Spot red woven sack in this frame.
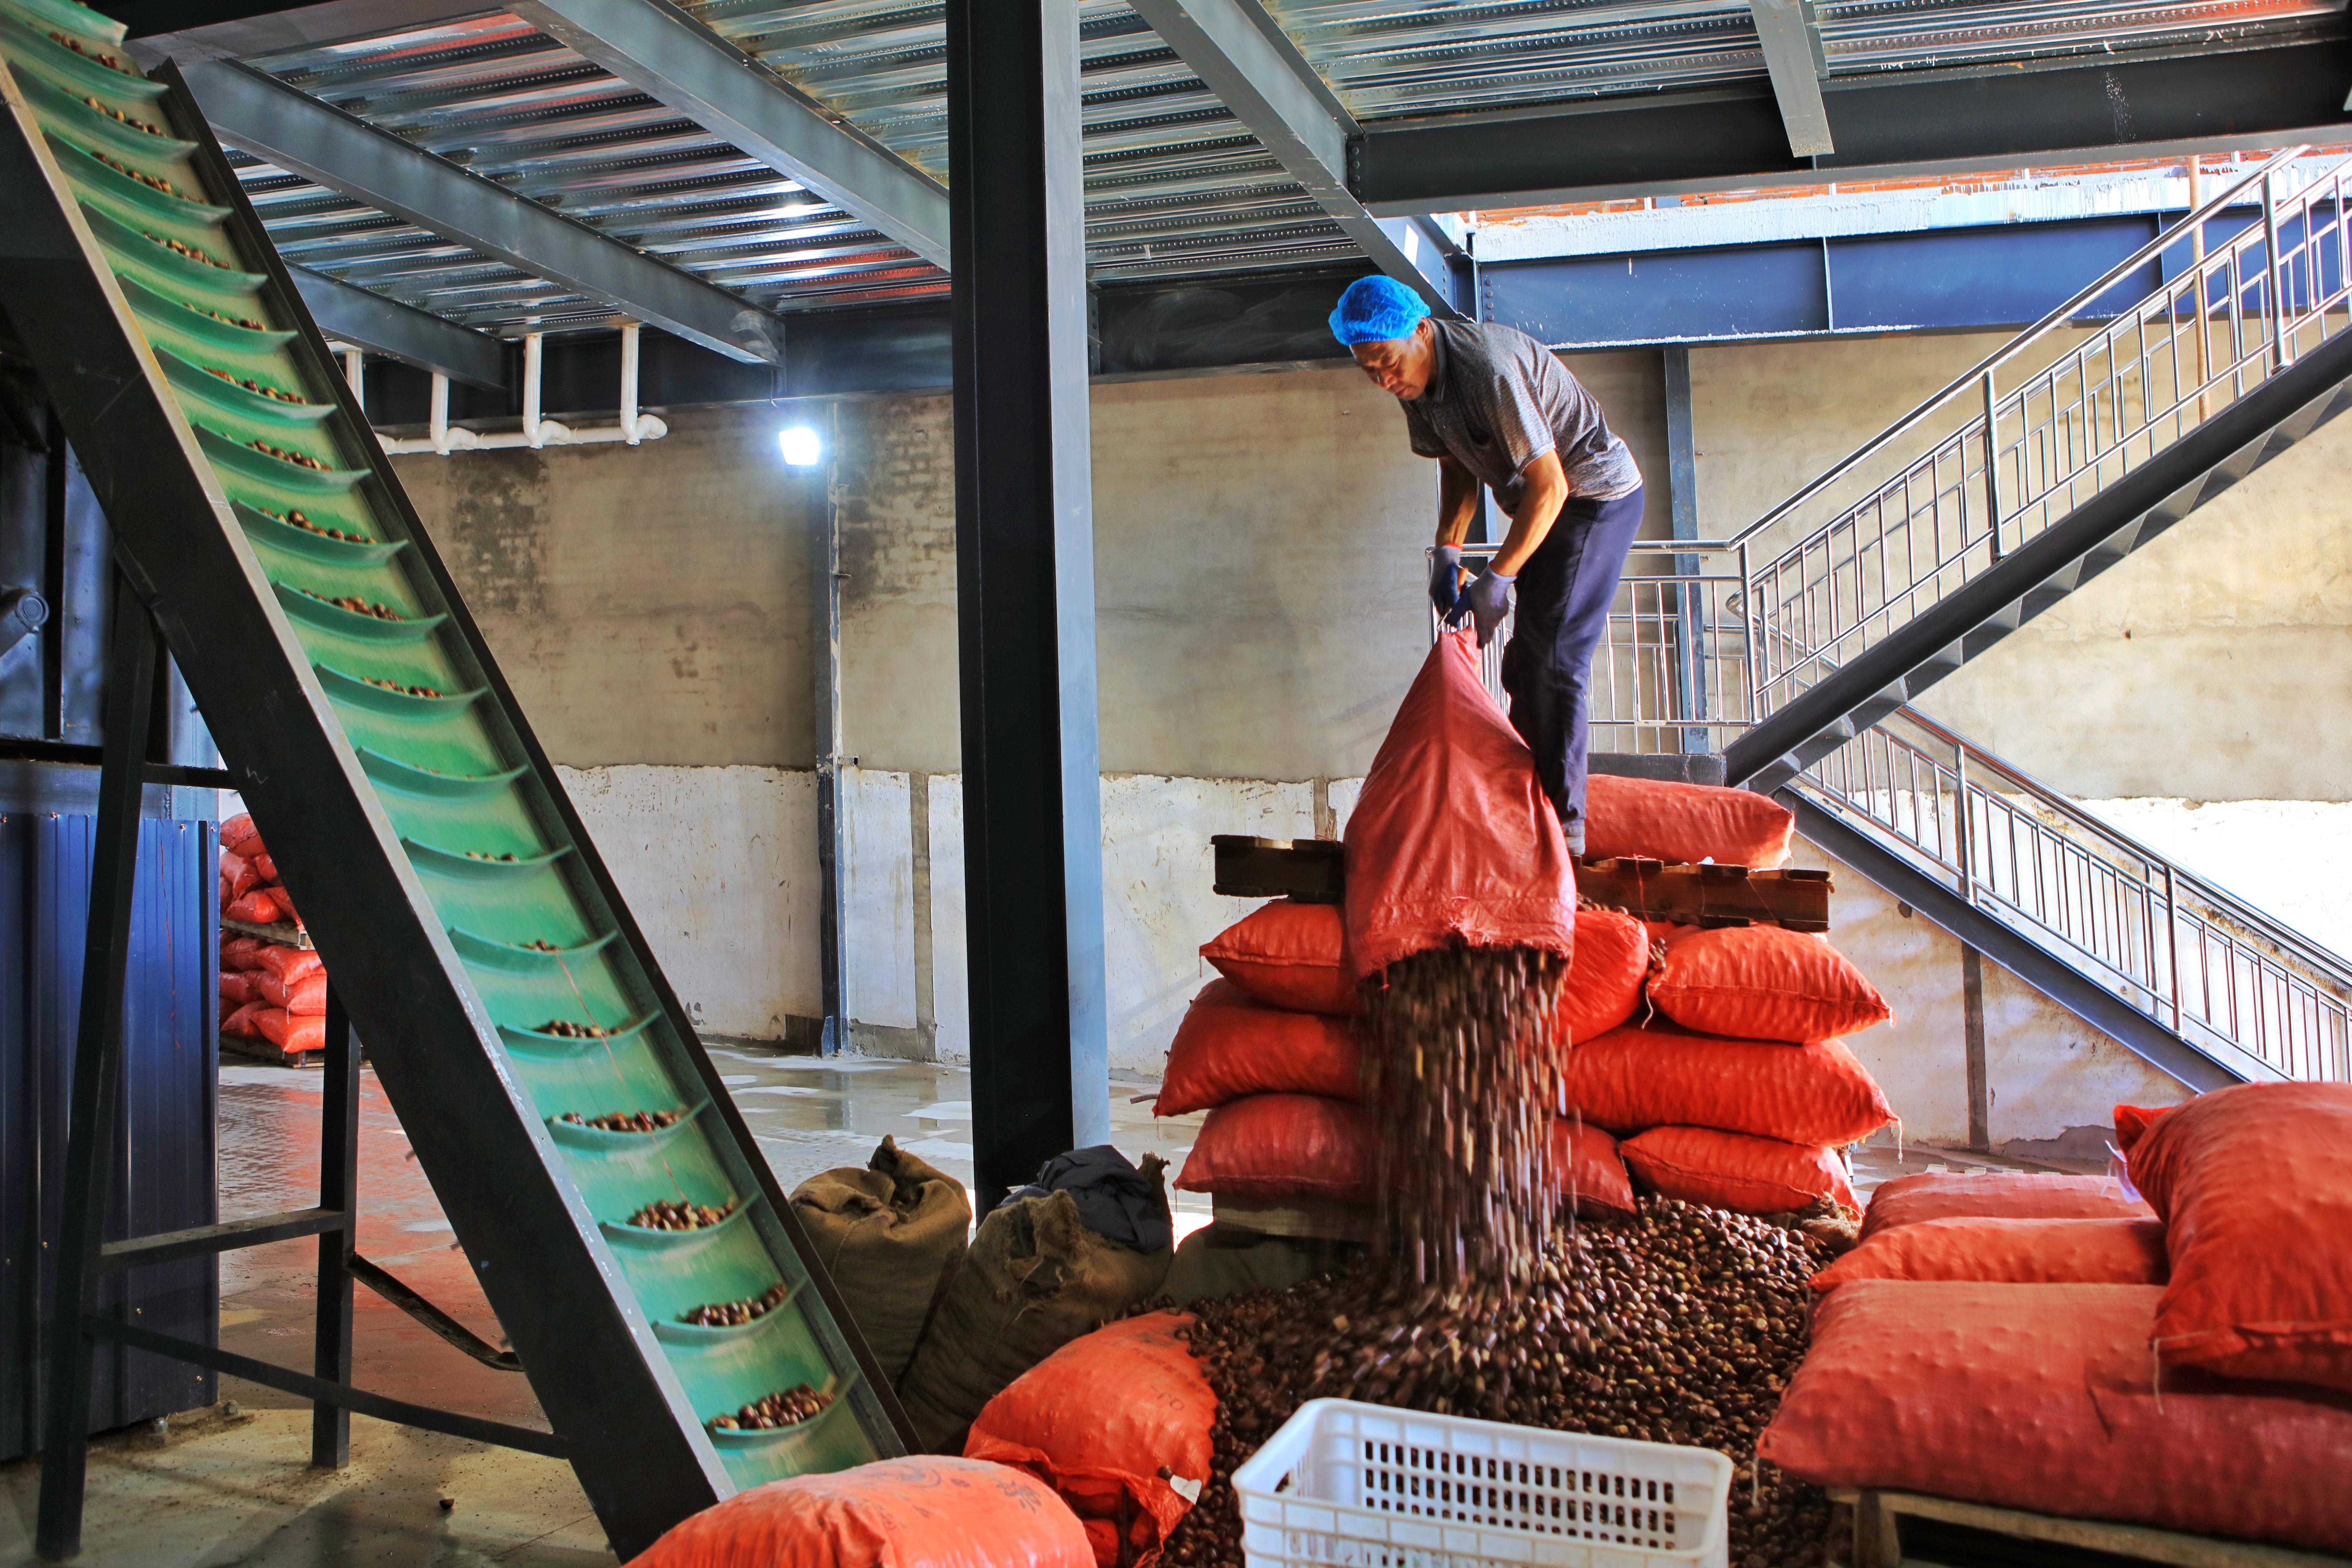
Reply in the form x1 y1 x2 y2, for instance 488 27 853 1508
1200 901 1358 1016
254 968 330 1014
1561 1023 1893 1147
219 812 262 857
1648 926 1890 1043
251 946 324 985
218 849 257 907
1154 980 1361 1115
1556 909 1650 1044
628 1455 1092 1568
1584 776 1792 868
2113 1103 2173 1152
219 971 256 1007
965 1311 1215 1566
1554 1119 1636 1220
222 890 285 925
1858 1171 2150 1242
220 936 267 971
2128 1081 2352 1391
1621 1127 1857 1217
253 852 279 884
222 1001 267 1039
1761 1281 2352 1554
1344 631 1573 982
1175 1094 1372 1205
1810 1216 2168 1293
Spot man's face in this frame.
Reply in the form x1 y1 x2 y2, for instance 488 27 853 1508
1352 321 1433 400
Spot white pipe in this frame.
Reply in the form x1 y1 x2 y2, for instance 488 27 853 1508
342 349 364 403
375 324 668 455
620 322 642 445
524 332 544 449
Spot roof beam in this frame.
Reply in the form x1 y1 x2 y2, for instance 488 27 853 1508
288 265 509 388
179 57 786 363
1747 0 1833 157
1355 37 2352 214
1124 0 1461 314
505 0 951 269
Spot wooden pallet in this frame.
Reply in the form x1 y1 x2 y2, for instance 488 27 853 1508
1577 857 1831 933
1211 835 1344 902
1834 1489 2349 1568
220 915 311 950
218 1031 317 1069
1210 1195 1375 1244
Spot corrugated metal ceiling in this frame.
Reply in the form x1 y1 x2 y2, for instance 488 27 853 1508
218 0 2340 343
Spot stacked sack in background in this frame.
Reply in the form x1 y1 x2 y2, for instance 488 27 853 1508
1166 897 1656 1224
1167 771 1901 1226
216 811 329 1061
1571 774 1896 1219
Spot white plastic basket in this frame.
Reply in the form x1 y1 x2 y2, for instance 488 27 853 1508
1231 1398 1733 1568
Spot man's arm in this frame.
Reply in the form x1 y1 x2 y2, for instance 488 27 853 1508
1434 454 1480 547
1488 448 1570 577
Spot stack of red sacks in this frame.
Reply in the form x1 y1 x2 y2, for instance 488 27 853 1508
1570 775 1896 1217
1164 898 1656 1222
217 812 328 1059
217 811 300 930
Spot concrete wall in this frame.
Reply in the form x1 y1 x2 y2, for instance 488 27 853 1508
395 325 2344 1134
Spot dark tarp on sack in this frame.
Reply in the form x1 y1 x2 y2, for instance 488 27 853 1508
998 1145 1174 1254
898 1159 1173 1454
1343 629 1575 983
790 1136 971 1384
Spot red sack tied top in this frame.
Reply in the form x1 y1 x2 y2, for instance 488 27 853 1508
1343 630 1575 981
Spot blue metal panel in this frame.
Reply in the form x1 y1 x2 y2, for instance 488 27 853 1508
1827 218 2161 331
0 809 216 1459
1480 242 1828 345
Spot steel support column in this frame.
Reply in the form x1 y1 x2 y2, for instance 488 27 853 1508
812 407 849 1059
1662 345 1709 755
35 587 158 1561
947 0 1109 1208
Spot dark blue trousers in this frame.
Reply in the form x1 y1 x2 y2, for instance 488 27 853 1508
1499 486 1646 842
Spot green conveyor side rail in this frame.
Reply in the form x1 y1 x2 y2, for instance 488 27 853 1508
0 1 907 1549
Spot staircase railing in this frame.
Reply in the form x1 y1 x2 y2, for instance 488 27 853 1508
1425 149 2352 1085
1732 146 2352 719
1801 708 2351 1085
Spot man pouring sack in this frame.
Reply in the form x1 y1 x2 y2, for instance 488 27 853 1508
1333 275 1645 857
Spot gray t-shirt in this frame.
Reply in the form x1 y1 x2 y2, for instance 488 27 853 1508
1399 320 1641 505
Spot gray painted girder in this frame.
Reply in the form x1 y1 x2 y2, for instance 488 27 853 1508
1745 0 1833 157
288 264 507 387
506 0 950 269
180 56 786 364
1123 0 1460 313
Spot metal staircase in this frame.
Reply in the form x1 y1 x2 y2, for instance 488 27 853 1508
1456 147 2352 1093
1716 148 2352 790
0 0 905 1554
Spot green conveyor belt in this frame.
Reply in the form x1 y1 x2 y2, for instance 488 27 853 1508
0 0 898 1503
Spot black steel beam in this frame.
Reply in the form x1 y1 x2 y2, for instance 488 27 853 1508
98 1207 347 1273
349 1253 522 1371
88 1320 568 1457
947 0 1110 1209
1355 36 2352 214
289 266 507 390
1782 790 2245 1091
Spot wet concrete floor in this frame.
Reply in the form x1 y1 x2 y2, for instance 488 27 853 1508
2 1044 2071 1566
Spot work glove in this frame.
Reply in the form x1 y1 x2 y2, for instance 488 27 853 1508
1428 545 1464 617
1449 565 1514 648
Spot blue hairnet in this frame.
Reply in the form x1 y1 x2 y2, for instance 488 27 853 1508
1329 274 1431 346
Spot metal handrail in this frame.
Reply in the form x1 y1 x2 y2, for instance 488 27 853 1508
1725 146 2302 550
1797 708 2352 1084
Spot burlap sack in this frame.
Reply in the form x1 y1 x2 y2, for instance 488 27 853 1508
790 1136 970 1383
895 1157 1172 1453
